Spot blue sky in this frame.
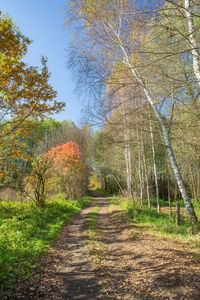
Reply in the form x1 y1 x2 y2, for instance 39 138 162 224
0 0 83 125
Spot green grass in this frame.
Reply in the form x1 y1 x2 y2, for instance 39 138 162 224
0 194 91 297
147 197 185 208
110 197 200 251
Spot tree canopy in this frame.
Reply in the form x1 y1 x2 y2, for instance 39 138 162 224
0 13 65 171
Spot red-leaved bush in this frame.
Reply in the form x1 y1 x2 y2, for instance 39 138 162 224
25 142 88 205
44 142 87 199
44 142 82 172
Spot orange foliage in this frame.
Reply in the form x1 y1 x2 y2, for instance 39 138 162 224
44 142 82 172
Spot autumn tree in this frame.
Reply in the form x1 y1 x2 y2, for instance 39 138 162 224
46 142 88 199
0 13 65 174
25 141 86 205
25 155 54 208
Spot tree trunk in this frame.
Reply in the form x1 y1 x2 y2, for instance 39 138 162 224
167 165 172 214
137 131 144 205
142 138 150 208
124 131 132 197
122 103 132 198
149 110 160 213
184 0 200 86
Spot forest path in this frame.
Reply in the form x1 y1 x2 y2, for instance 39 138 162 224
10 198 107 300
9 197 200 299
96 199 200 299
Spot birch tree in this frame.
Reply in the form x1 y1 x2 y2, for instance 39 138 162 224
65 0 198 225
149 110 160 213
122 103 132 198
165 0 200 85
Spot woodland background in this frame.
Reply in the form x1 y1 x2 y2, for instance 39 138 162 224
0 0 200 295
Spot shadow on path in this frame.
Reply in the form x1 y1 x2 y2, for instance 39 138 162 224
8 198 110 300
95 198 200 300
6 197 200 300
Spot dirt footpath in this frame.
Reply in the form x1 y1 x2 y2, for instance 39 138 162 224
9 199 106 300
8 197 200 299
96 199 200 300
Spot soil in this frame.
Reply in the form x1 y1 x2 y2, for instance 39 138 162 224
6 197 200 300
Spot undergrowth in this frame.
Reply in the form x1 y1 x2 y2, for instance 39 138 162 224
0 194 91 297
148 197 185 208
110 197 200 252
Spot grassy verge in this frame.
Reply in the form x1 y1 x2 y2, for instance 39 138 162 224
0 194 91 297
110 197 200 252
147 197 185 208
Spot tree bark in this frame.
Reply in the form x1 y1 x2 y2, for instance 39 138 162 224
141 136 150 208
184 0 200 86
149 110 160 213
137 131 144 205
122 103 132 198
167 165 172 214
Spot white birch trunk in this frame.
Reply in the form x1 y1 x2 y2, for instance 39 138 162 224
138 139 142 204
167 165 172 214
184 0 200 86
126 130 132 197
149 111 160 213
142 137 150 208
141 155 144 206
122 104 132 197
124 137 132 197
137 131 144 205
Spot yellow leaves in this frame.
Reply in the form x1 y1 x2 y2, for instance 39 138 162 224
152 98 159 105
3 94 8 100
10 56 17 63
107 52 111 56
14 129 22 135
0 14 66 176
